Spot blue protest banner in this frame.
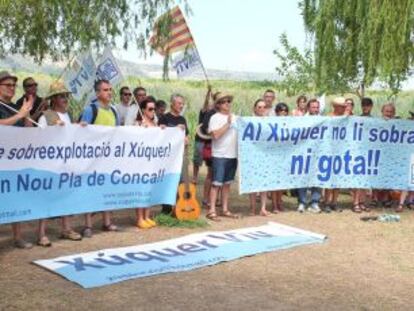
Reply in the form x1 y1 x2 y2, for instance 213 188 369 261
238 116 414 193
34 222 326 288
0 125 184 224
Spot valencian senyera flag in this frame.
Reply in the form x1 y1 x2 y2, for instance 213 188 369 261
149 6 194 56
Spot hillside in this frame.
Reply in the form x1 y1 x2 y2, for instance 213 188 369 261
0 55 277 81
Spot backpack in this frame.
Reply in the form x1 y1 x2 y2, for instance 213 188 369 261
78 103 118 124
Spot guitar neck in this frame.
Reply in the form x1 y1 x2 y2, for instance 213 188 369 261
183 146 190 193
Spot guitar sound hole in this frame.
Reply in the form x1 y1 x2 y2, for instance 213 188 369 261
184 192 191 200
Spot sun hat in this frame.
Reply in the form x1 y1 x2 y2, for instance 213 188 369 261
46 80 71 99
214 92 234 105
0 71 18 83
332 97 346 107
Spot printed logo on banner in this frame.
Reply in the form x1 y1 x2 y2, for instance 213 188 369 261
172 48 202 78
96 58 120 81
63 52 96 100
95 47 123 87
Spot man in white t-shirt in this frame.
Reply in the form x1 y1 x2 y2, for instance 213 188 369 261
206 92 238 221
115 86 132 125
125 86 146 125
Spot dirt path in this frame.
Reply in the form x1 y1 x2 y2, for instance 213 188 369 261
1 189 414 310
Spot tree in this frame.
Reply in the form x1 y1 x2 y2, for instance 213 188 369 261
0 0 187 62
274 33 315 96
300 0 414 94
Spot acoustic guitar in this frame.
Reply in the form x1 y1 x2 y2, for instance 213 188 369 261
175 147 201 220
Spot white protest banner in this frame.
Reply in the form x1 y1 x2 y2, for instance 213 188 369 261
172 47 203 78
63 51 96 100
0 125 184 224
96 47 124 86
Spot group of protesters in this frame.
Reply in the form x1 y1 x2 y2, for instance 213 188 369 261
0 70 413 249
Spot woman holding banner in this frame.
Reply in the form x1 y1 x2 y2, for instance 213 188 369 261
0 71 34 249
249 99 271 216
134 97 158 229
271 102 290 213
36 81 83 246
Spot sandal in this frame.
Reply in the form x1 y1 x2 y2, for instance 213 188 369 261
359 202 370 212
369 200 378 208
352 204 362 213
259 210 271 217
206 212 221 222
221 211 240 219
102 223 118 232
395 204 404 213
37 236 52 247
61 230 82 241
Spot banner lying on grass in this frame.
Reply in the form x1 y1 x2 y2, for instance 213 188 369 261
34 222 326 288
0 125 184 224
238 116 414 193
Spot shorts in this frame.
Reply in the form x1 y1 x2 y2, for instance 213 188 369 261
193 141 204 166
212 157 237 186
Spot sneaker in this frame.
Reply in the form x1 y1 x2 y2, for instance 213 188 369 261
81 227 93 238
297 203 306 213
324 205 332 213
14 239 33 249
331 204 343 212
308 203 321 213
137 220 152 229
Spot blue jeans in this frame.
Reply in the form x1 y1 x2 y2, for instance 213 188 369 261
212 157 237 186
298 188 321 205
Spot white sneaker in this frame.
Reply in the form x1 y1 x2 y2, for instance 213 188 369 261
308 203 321 213
297 203 305 213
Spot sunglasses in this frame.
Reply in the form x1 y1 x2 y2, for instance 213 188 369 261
57 94 69 99
0 83 16 88
24 83 38 88
122 93 132 96
219 99 232 104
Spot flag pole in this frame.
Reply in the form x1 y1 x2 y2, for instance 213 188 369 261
0 101 42 127
190 44 209 86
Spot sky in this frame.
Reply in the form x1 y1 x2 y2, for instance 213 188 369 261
117 0 307 73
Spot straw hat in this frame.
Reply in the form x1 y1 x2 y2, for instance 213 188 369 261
46 81 71 99
214 92 234 105
332 97 346 107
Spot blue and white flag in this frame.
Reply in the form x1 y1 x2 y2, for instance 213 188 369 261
172 47 203 78
96 47 124 86
63 51 96 100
